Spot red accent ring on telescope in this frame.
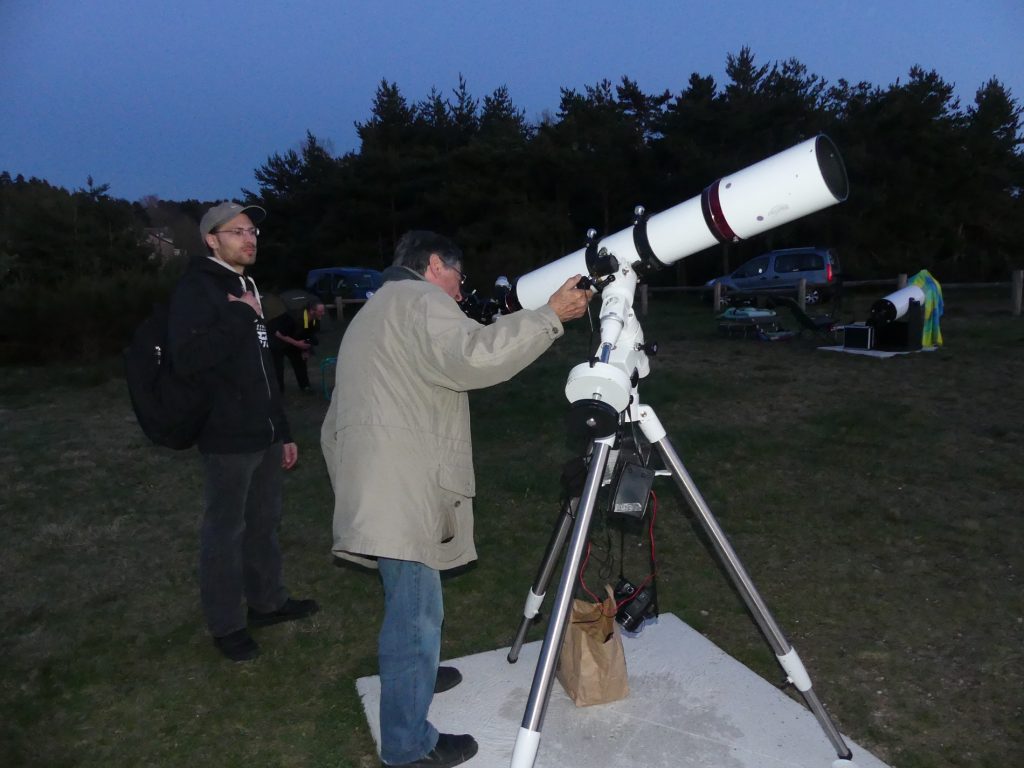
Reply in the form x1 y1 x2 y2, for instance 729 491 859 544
700 180 738 243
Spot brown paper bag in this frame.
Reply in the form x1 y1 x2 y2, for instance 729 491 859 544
555 586 629 706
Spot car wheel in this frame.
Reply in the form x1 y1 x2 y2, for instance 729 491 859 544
805 290 821 305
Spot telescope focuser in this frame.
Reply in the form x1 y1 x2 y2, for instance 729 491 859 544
584 228 620 283
576 273 616 293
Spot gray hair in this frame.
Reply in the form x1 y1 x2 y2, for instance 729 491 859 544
393 230 463 275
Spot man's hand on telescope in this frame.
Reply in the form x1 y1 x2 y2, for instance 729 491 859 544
547 275 593 322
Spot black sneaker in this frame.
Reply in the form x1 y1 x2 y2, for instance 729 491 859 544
248 597 320 628
386 733 478 767
213 628 260 662
433 666 462 694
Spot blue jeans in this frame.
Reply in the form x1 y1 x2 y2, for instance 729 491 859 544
199 445 289 637
377 558 443 765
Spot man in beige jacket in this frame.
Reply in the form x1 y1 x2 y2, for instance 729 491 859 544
322 231 590 767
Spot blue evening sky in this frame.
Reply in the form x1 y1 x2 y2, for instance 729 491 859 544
1 0 1020 202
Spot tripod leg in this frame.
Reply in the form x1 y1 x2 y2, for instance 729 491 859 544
508 496 578 663
636 405 856 764
511 438 613 768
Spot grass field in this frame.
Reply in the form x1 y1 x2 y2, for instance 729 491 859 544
1 289 1021 768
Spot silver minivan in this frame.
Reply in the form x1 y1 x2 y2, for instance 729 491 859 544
706 247 841 305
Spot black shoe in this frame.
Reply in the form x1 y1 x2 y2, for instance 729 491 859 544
213 628 260 662
434 666 462 694
386 733 478 767
248 597 320 628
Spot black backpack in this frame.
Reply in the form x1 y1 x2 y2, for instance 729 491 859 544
124 298 212 450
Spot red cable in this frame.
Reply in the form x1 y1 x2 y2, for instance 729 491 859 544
613 490 658 612
576 491 660 616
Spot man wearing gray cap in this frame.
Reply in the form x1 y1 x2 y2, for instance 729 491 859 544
168 201 318 661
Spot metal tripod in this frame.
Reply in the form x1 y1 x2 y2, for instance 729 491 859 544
508 401 856 768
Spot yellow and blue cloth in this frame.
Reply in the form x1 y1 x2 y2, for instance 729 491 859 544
908 269 944 347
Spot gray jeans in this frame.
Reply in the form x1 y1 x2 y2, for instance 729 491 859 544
199 444 289 637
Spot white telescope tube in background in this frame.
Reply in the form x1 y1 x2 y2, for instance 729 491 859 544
868 284 926 325
510 134 849 311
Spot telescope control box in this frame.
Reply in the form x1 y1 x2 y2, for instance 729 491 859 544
841 323 874 350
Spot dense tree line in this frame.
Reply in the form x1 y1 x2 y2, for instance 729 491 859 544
0 174 221 361
1 49 1021 361
246 50 1023 289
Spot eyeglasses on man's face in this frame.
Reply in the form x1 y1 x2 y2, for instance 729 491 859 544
447 263 467 285
215 227 260 238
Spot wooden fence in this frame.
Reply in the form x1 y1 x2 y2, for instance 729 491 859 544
639 269 1024 317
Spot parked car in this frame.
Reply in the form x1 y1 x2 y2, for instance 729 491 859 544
305 267 384 315
705 247 841 305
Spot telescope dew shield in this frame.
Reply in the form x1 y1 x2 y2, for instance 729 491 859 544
647 134 848 258
510 135 848 311
700 134 848 242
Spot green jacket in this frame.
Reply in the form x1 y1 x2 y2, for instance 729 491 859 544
321 267 564 570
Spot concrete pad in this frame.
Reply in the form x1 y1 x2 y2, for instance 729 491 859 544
818 345 937 357
356 613 889 768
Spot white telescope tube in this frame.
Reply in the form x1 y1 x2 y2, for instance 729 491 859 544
869 284 926 325
511 134 848 310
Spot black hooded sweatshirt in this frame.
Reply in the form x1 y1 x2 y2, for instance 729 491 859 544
168 256 292 454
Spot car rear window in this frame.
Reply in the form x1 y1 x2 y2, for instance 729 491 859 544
775 252 824 272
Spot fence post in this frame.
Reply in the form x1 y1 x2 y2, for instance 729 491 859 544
1013 270 1023 317
897 273 908 288
713 282 723 313
797 278 807 310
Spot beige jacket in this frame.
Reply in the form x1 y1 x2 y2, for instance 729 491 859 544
321 269 564 570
